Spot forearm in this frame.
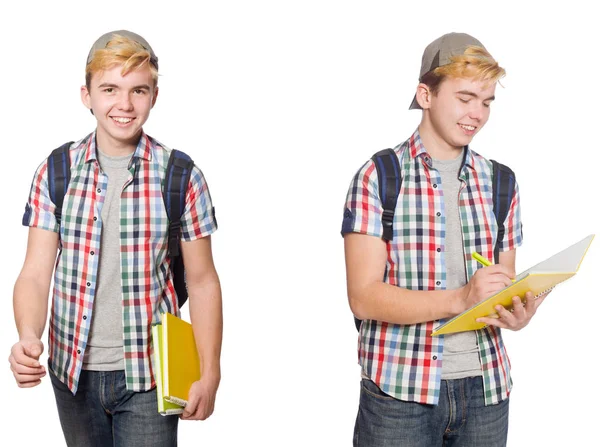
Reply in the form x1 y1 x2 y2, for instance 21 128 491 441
188 276 223 381
13 273 51 340
349 281 464 325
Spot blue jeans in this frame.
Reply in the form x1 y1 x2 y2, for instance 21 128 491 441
353 377 509 447
50 368 178 447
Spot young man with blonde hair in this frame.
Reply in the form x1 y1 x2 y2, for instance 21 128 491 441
342 33 546 446
9 30 222 446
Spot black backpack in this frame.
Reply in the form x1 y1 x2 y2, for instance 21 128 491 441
47 142 194 308
353 148 516 330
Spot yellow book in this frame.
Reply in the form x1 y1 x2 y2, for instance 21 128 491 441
162 312 201 407
431 234 595 336
151 324 184 415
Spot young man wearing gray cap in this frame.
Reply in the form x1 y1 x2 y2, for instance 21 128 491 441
9 30 222 446
342 32 545 446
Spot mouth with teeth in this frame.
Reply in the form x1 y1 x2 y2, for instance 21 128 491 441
111 116 135 126
458 123 476 135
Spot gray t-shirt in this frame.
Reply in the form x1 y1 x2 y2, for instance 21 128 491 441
82 149 132 371
432 152 482 379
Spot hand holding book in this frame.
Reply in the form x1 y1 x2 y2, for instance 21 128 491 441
432 234 594 336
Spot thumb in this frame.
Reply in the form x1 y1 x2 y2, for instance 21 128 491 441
23 340 44 360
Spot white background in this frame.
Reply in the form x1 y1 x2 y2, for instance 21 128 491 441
1 1 598 446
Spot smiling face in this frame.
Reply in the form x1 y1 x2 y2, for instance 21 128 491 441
422 76 496 151
81 64 158 152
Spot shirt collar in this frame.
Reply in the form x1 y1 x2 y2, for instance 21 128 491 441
407 128 475 171
83 131 154 163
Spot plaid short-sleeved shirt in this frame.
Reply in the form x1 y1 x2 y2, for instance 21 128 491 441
22 131 217 394
342 129 522 406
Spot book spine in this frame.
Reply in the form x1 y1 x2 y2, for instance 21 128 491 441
165 395 188 407
162 314 169 396
535 286 556 299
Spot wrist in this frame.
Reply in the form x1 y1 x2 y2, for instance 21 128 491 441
201 367 221 384
19 327 41 342
449 287 467 316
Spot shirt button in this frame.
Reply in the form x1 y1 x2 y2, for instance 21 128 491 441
433 184 438 188
83 315 87 320
433 355 438 360
77 349 81 355
436 212 441 217
93 217 97 221
87 282 91 286
437 248 441 252
97 188 102 193
436 281 441 286
90 251 95 255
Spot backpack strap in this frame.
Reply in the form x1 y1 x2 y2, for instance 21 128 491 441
163 149 194 257
354 149 402 330
48 142 74 226
371 149 402 242
490 160 516 264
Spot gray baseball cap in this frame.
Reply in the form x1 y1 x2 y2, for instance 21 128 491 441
86 30 158 70
409 32 485 110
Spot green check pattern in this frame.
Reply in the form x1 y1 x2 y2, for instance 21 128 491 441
342 129 522 405
22 132 217 394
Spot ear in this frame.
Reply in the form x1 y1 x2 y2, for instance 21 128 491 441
415 83 433 110
151 86 159 108
81 85 92 111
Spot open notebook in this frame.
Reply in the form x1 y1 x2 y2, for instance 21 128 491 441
431 234 595 336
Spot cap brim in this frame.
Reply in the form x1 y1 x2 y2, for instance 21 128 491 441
409 94 422 110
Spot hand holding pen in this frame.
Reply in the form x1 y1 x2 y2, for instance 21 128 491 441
470 251 549 331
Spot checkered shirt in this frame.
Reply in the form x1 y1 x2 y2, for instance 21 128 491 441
341 129 522 405
22 132 217 394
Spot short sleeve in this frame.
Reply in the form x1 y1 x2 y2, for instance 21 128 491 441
22 159 59 233
341 159 384 238
498 180 523 251
180 165 217 241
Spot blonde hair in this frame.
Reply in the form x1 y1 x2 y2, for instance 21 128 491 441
85 34 158 89
421 46 505 94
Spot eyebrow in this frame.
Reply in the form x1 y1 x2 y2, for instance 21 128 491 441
96 83 151 90
97 83 119 89
456 90 495 101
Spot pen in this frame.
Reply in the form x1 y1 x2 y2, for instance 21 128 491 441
472 251 492 267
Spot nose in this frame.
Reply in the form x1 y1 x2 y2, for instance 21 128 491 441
116 92 134 111
468 102 486 121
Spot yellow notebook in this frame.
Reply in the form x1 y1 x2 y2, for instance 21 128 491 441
151 324 185 415
162 312 201 407
431 234 595 336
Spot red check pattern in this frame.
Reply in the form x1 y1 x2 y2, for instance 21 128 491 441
22 132 217 394
342 129 522 405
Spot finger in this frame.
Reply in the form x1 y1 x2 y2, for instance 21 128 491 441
190 393 208 420
17 379 42 388
23 344 44 360
15 372 46 385
494 304 516 325
10 361 46 376
13 367 46 382
191 401 207 421
485 264 516 279
11 346 42 368
511 296 527 319
523 291 536 313
181 396 200 420
476 316 507 329
11 369 46 384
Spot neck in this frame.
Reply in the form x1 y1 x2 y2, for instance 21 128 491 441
418 119 463 161
95 129 140 157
